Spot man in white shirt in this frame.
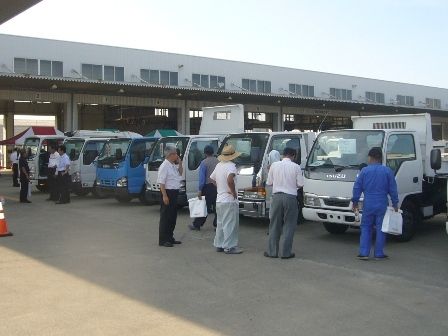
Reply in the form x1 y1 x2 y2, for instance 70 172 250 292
9 148 20 187
47 145 60 201
265 147 304 259
210 144 243 254
157 145 183 247
56 145 71 204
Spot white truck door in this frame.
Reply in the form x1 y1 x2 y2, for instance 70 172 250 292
385 133 422 205
82 140 106 187
185 138 219 200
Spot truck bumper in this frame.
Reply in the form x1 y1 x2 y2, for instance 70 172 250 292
146 190 188 206
303 207 361 226
238 200 267 218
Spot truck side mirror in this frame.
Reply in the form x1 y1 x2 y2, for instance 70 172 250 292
430 149 441 171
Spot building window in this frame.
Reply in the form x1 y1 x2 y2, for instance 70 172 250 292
330 88 352 100
247 112 266 121
288 84 314 97
426 98 441 109
82 63 103 80
396 95 414 106
155 108 169 117
104 66 124 81
242 79 271 93
283 114 295 122
189 110 203 118
14 57 38 75
365 91 385 104
146 69 178 86
192 74 225 89
39 60 63 77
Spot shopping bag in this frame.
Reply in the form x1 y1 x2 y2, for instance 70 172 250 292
188 197 207 218
381 207 403 235
27 182 32 199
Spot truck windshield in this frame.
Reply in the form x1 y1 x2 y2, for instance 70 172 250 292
218 133 270 166
307 130 384 169
98 139 131 163
65 139 85 161
24 138 40 159
149 137 190 163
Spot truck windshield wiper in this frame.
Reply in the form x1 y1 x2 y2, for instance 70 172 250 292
308 163 343 171
334 164 366 172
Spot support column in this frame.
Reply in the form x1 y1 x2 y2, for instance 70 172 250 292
5 101 14 140
177 100 190 135
64 94 79 132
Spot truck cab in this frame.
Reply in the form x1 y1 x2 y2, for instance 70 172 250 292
23 135 66 191
217 131 315 219
145 135 220 206
303 113 448 241
96 137 158 203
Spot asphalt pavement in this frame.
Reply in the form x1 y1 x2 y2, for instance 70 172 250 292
0 173 447 336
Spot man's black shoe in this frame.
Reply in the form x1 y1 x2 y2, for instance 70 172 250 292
281 253 295 259
357 255 369 261
55 201 67 204
159 242 173 247
171 240 182 244
374 255 389 260
20 200 31 203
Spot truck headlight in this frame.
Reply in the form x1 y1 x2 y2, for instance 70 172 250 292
116 177 128 187
72 172 81 183
304 194 320 207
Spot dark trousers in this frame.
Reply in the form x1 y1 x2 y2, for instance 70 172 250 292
48 168 58 200
192 183 217 228
57 172 71 203
12 163 19 186
20 179 29 202
159 189 179 245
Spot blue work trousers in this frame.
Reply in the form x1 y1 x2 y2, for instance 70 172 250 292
359 209 387 257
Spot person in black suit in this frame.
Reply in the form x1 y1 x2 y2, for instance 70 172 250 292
18 148 31 203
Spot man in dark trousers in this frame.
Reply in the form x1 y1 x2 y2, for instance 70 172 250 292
189 145 218 230
56 145 71 204
9 148 20 187
352 147 398 260
157 145 183 247
18 148 31 203
47 145 60 201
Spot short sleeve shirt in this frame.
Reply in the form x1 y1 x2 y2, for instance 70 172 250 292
57 153 70 172
157 159 181 190
210 161 237 203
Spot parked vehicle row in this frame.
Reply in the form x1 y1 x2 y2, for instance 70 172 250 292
21 107 448 240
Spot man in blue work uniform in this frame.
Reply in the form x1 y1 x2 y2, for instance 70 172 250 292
189 145 218 230
352 147 399 260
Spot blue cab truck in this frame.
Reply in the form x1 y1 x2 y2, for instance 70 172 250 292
96 136 158 204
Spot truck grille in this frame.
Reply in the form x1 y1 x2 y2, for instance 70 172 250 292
323 198 351 207
100 179 115 187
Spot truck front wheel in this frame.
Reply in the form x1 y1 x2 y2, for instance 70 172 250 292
394 201 418 242
115 195 132 203
323 222 349 234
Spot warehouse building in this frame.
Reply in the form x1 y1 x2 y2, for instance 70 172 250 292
0 33 447 144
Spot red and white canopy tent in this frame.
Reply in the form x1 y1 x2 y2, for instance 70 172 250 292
0 126 64 146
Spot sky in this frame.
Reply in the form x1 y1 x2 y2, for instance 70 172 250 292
0 0 447 88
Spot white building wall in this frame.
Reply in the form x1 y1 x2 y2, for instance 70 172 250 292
0 34 447 110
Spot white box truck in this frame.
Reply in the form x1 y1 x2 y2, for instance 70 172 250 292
145 104 245 205
217 131 316 219
302 113 448 241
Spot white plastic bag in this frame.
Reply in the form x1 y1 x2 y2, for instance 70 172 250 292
381 207 403 235
188 197 207 218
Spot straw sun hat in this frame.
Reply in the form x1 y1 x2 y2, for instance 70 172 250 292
218 144 241 162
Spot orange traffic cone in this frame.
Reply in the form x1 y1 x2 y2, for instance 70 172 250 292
0 202 13 237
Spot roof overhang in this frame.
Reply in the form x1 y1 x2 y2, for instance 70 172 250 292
0 0 42 25
0 73 446 117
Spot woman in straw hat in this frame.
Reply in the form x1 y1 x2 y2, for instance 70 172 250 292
210 144 243 254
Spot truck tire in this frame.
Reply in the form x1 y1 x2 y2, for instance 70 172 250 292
139 189 155 205
323 222 349 234
115 195 132 203
92 186 107 199
394 201 418 242
74 189 90 197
